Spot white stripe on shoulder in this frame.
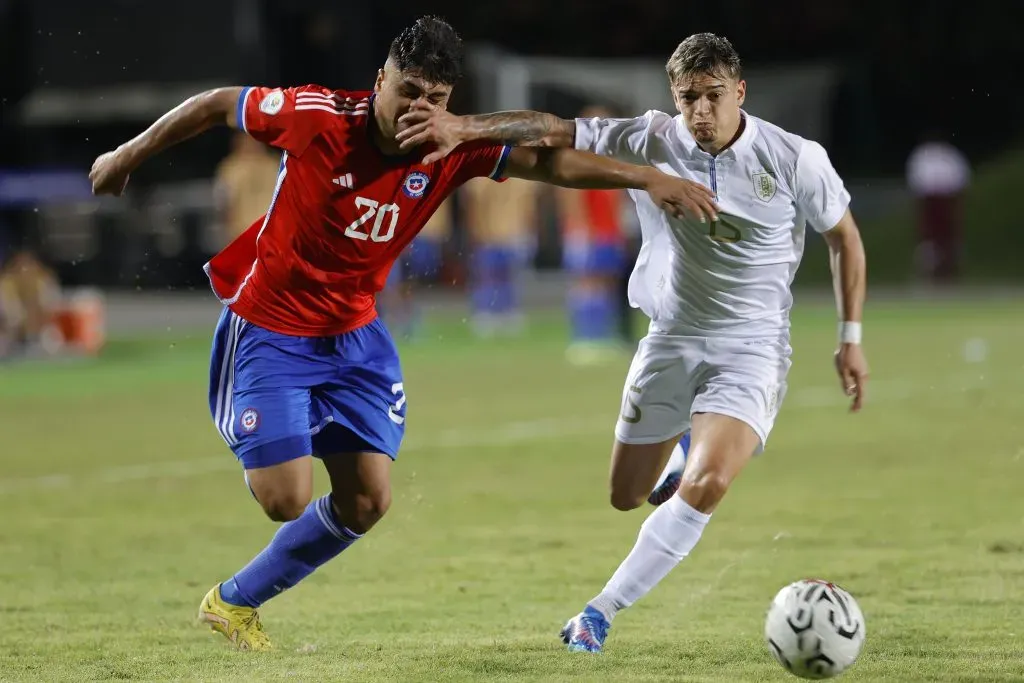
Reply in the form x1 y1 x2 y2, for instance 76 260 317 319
295 103 369 116
294 93 370 115
296 92 369 106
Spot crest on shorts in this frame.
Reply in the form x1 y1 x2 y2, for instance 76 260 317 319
240 408 260 433
402 171 430 198
259 90 285 116
752 169 776 202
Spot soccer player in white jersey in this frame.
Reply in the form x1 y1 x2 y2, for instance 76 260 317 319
395 33 869 652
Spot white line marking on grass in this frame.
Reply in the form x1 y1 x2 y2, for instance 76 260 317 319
0 417 608 495
0 374 992 495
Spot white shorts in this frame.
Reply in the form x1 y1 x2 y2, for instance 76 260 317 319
615 331 792 451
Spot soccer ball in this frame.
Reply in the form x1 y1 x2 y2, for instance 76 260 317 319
764 579 866 679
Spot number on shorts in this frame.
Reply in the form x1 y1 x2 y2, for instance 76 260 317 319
620 385 642 424
388 382 407 424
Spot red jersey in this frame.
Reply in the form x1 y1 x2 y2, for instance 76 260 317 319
575 189 624 245
204 85 510 336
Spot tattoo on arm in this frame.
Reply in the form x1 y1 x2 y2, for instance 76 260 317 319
465 111 575 148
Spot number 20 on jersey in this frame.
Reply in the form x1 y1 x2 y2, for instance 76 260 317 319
344 197 399 243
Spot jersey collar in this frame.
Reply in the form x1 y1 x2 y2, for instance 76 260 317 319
676 110 757 159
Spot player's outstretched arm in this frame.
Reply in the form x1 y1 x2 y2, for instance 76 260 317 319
90 87 245 196
396 105 575 165
822 210 869 412
504 147 718 223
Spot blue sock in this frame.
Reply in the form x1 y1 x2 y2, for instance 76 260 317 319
568 289 616 341
389 302 421 340
470 280 497 314
219 494 362 608
492 270 517 314
471 246 519 315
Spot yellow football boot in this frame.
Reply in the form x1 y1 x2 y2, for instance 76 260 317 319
197 584 272 651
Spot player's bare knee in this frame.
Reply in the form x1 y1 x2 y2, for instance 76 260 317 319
245 458 314 522
355 488 392 529
260 491 310 522
679 468 731 513
333 488 391 533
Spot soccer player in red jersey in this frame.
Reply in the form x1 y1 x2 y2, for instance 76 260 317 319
89 16 719 650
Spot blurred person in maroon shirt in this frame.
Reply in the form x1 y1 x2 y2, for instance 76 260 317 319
906 129 970 283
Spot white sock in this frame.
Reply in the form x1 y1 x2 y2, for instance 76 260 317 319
588 495 711 622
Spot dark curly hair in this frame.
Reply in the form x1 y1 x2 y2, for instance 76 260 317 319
388 16 464 85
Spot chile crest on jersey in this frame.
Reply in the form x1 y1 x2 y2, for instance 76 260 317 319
402 171 430 198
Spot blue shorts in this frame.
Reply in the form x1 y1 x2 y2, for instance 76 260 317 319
208 309 406 470
472 243 530 276
563 242 625 276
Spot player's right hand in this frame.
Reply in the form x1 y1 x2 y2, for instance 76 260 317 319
89 149 133 196
647 175 719 223
834 343 869 413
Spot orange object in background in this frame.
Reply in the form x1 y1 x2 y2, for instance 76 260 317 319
0 249 106 357
54 290 106 355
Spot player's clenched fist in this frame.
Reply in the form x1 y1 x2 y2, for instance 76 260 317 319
89 148 133 196
646 174 719 223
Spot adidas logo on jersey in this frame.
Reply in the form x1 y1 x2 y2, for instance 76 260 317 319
332 173 354 189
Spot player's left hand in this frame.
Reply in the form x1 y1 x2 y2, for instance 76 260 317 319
834 343 868 412
395 104 464 164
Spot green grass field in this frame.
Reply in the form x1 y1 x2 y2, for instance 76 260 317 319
2 299 1023 682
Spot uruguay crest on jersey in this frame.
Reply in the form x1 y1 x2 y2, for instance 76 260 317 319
752 169 776 202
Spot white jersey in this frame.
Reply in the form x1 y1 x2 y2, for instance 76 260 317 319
574 110 850 338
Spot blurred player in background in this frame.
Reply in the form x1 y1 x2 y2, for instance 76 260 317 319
89 16 719 652
617 197 642 345
379 197 452 339
0 248 62 357
905 128 970 284
213 132 281 245
460 175 538 337
555 104 628 363
396 31 868 653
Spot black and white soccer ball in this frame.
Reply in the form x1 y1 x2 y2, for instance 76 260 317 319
764 579 866 679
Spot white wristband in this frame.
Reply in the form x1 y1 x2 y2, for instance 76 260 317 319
838 321 862 345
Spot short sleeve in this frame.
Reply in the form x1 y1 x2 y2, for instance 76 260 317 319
573 112 658 163
795 140 851 233
448 140 512 184
238 85 346 157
